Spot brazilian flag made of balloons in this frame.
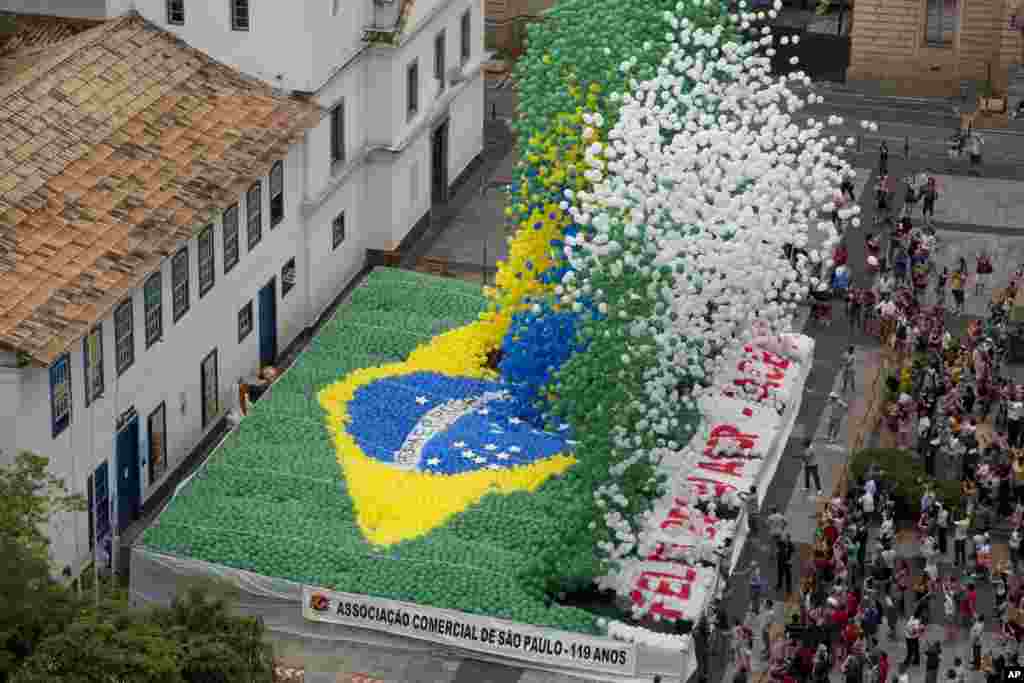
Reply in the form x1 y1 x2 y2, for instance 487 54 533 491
141 0 749 635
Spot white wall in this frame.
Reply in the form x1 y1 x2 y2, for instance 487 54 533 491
113 0 312 90
14 143 328 576
0 364 20 468
306 169 366 321
308 64 366 204
447 70 484 190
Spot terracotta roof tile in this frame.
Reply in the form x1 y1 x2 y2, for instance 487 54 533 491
0 12 322 363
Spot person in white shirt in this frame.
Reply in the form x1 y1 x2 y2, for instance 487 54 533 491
826 392 850 444
766 507 788 548
936 503 950 556
1009 398 1024 449
861 488 876 517
953 511 970 567
969 616 984 669
758 599 776 659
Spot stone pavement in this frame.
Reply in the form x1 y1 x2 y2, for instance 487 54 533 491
927 175 1024 228
784 347 874 546
928 229 1024 318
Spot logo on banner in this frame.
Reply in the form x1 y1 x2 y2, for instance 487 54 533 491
309 593 330 612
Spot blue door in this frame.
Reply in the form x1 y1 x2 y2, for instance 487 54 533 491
258 277 277 367
115 415 140 532
92 461 111 546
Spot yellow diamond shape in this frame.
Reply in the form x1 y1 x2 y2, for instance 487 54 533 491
318 320 576 546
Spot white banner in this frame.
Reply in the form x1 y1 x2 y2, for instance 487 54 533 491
301 586 638 676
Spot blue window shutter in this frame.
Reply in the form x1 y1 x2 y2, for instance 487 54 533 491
50 354 71 437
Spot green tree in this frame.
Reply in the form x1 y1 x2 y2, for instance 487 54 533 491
11 584 275 683
155 583 274 683
10 595 182 683
0 454 277 682
0 452 86 682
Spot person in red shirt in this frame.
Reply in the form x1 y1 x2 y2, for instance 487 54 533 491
824 522 839 547
895 561 912 615
832 604 850 664
847 590 860 617
879 651 890 683
797 642 815 676
961 584 977 627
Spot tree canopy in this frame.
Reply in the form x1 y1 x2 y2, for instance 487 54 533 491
0 452 277 683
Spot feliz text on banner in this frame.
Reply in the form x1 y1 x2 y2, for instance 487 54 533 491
301 586 638 676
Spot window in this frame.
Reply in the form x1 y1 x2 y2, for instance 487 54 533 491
246 182 262 250
407 60 419 120
435 31 446 93
83 324 104 406
198 225 215 297
282 258 296 297
114 298 134 375
167 0 184 24
50 354 71 437
924 0 959 46
460 9 471 64
231 0 250 31
330 101 345 165
87 462 110 551
222 204 240 273
144 273 163 348
148 403 167 485
269 161 284 227
172 247 190 322
238 301 253 342
332 211 346 249
201 349 219 429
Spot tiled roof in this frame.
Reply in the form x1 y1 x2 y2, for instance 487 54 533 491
0 12 322 365
0 12 105 80
0 12 104 57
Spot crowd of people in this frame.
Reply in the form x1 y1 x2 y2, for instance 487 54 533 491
701 151 1024 683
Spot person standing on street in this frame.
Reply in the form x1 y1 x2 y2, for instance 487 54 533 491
922 177 938 227
842 345 857 393
759 599 775 659
954 508 970 567
1008 396 1024 448
970 616 984 669
925 640 943 683
794 438 823 495
904 614 923 667
951 269 966 315
744 485 760 536
880 141 889 176
936 502 950 556
968 134 982 176
777 533 795 595
826 392 850 445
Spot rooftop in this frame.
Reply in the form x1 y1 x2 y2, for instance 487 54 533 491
0 11 322 365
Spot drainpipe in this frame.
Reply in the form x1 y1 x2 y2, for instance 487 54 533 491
300 137 313 335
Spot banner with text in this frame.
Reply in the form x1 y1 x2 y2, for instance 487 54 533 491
300 586 638 676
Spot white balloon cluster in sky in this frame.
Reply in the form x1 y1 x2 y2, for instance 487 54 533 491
554 0 871 576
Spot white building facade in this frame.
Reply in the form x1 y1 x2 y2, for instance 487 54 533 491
0 0 485 578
